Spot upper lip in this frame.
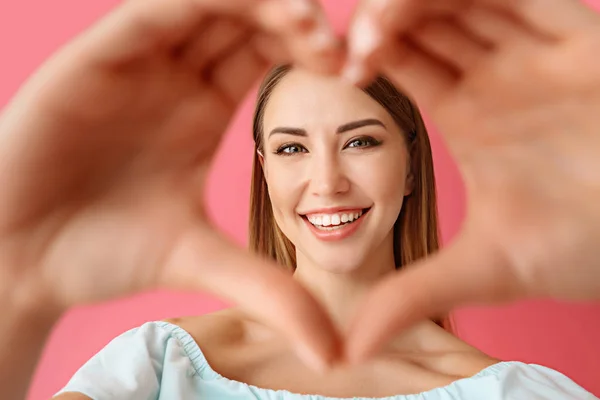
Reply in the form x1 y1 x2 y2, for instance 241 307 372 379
299 206 371 216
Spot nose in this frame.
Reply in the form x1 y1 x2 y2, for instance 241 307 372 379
309 152 350 197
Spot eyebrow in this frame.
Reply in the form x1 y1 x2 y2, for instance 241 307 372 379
268 118 386 138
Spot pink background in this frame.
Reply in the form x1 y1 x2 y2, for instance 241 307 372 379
0 0 599 398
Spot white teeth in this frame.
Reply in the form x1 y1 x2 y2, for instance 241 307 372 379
331 214 341 225
306 210 364 229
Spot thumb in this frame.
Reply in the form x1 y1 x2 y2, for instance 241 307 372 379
158 226 342 372
344 229 520 363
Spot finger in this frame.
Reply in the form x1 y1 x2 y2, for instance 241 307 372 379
379 39 458 110
343 0 600 83
456 5 533 45
81 0 251 63
368 0 596 39
162 227 342 371
285 14 346 75
408 18 492 73
271 0 345 75
370 0 466 34
344 231 518 363
479 0 600 39
251 34 294 66
342 0 465 85
254 0 329 36
203 32 271 107
178 18 251 71
342 13 386 86
178 4 341 76
78 0 317 65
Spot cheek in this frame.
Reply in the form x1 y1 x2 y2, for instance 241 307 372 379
264 162 303 222
348 153 408 204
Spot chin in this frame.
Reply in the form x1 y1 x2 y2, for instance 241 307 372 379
306 250 368 274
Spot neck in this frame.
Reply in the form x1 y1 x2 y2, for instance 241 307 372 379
292 236 397 332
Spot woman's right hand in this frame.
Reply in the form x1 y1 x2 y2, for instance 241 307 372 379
0 0 343 370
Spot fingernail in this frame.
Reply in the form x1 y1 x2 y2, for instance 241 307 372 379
342 60 366 86
349 16 381 58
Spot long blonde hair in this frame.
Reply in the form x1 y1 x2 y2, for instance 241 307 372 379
248 65 452 331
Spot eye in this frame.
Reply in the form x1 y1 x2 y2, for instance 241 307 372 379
275 143 307 155
345 136 381 149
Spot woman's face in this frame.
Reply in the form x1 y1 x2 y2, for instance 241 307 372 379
261 70 413 273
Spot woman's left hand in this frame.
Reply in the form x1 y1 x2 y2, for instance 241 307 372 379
343 0 600 363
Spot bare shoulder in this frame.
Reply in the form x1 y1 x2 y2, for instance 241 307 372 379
433 330 501 376
52 393 92 400
389 321 501 377
162 307 247 348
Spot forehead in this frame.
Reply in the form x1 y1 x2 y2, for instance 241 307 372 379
262 70 394 131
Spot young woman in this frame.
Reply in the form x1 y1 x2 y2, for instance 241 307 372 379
2 1 600 398
53 65 596 399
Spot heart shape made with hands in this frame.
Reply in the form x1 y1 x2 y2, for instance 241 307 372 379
1 0 600 374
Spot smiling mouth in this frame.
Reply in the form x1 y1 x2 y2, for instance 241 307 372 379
301 208 371 231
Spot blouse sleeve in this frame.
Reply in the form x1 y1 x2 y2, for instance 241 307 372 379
54 322 175 400
500 362 598 399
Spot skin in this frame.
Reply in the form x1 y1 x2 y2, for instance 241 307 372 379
342 0 600 363
0 1 347 398
144 70 498 399
260 69 412 329
1 0 600 397
54 67 498 400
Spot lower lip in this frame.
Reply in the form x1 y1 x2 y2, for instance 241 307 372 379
302 211 368 242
